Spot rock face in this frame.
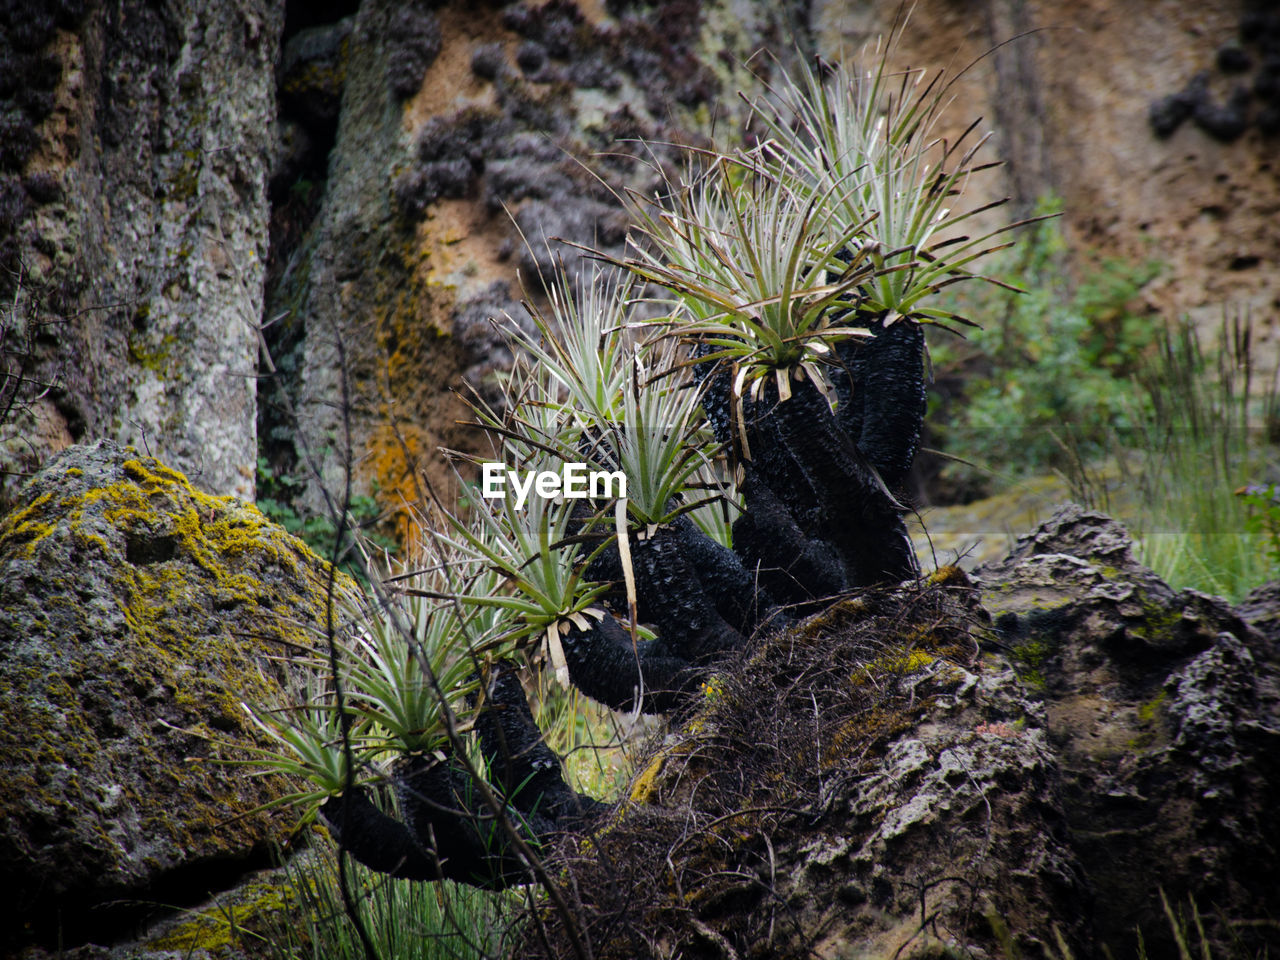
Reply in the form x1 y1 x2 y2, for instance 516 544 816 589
264 0 805 522
1238 578 1280 646
814 0 1280 340
521 508 1279 959
6 0 1276 524
526 571 1096 959
1 0 282 507
977 505 1280 958
0 440 352 955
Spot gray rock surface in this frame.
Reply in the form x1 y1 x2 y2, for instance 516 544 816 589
976 504 1280 958
1 0 282 507
522 509 1280 958
1237 578 1280 648
526 572 1095 959
0 440 352 955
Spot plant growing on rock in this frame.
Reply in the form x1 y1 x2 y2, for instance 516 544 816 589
253 39 1031 902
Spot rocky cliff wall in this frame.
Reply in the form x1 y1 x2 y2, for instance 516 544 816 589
815 0 1280 334
1 0 280 506
3 0 1276 533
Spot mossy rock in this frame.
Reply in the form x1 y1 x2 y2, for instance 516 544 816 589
974 505 1280 957
0 440 355 953
529 573 1093 959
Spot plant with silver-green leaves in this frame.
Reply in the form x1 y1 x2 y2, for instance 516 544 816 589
748 49 1038 330
616 152 881 407
231 544 511 823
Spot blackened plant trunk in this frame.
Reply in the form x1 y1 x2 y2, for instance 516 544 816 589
560 612 699 714
477 665 608 823
320 755 552 888
672 515 787 635
831 320 927 492
320 670 608 890
732 463 849 606
630 524 747 662
762 374 919 585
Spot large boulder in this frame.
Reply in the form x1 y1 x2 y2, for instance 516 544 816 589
0 440 353 955
976 505 1280 958
524 508 1280 959
527 571 1096 959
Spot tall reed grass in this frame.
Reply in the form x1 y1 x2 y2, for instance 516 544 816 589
1063 315 1279 601
257 845 517 960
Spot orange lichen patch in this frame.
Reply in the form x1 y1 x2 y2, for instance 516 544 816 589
364 419 466 546
357 213 498 554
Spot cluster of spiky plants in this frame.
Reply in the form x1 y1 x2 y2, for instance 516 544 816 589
230 540 515 824
603 51 1042 436
236 34 1033 902
748 52 1032 328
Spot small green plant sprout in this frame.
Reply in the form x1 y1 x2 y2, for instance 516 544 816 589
748 47 1043 332
686 457 740 549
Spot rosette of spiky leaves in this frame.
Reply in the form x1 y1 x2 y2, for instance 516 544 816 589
617 154 879 405
466 264 637 478
441 467 611 652
518 262 637 427
337 576 491 757
750 50 1034 329
575 337 725 530
229 541 509 821
487 263 724 532
231 670 379 823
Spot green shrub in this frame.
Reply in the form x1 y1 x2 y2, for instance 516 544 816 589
1240 483 1280 576
255 456 396 581
926 198 1160 498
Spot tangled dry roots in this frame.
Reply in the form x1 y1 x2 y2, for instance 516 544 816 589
518 571 1052 960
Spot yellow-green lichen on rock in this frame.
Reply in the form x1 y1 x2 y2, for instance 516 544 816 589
0 439 356 954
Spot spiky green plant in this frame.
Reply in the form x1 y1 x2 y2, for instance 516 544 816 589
234 670 380 821
230 542 515 822
487 263 730 530
339 585 485 755
749 50 1034 329
617 154 878 405
439 469 612 683
572 338 724 529
511 262 637 427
